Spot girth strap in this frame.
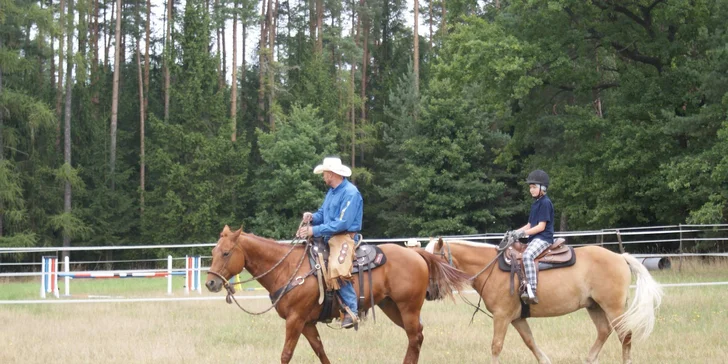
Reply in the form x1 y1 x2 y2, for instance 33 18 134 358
269 267 317 303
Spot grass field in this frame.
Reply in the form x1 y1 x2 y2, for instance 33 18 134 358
1 258 727 363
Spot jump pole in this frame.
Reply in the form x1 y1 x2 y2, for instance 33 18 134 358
168 255 173 295
185 255 202 294
40 256 59 299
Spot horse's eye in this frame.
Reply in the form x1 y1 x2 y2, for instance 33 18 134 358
223 251 230 257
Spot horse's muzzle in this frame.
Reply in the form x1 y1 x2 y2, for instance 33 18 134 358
205 278 223 292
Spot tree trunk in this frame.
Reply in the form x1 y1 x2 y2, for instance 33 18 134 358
77 0 88 83
56 0 66 148
62 0 75 261
144 0 150 112
350 2 358 168
240 12 246 126
104 0 111 70
231 0 238 141
164 0 173 121
221 5 227 86
136 43 145 210
414 0 419 96
268 0 277 129
315 0 322 53
216 0 223 89
0 37 4 235
110 0 122 189
428 0 432 48
257 0 267 127
441 0 446 37
120 0 126 72
92 0 99 99
309 0 315 44
50 23 56 91
360 0 368 124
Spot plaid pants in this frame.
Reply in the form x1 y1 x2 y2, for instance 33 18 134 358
522 238 552 291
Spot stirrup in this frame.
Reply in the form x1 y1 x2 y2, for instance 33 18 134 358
341 313 359 330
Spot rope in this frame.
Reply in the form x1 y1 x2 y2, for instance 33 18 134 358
209 221 312 315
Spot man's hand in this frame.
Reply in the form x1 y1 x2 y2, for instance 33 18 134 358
514 230 527 239
296 226 313 238
302 212 313 223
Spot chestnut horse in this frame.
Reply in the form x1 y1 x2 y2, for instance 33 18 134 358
205 226 469 364
425 238 663 364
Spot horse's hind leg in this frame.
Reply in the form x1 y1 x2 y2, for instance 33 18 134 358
598 304 632 364
585 305 612 364
301 323 331 364
377 297 405 328
511 319 551 364
379 297 422 364
397 302 424 364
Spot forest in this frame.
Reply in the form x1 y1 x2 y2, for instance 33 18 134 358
1 0 727 258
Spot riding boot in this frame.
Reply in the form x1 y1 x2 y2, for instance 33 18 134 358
520 282 531 302
527 284 539 304
341 313 359 329
337 281 359 329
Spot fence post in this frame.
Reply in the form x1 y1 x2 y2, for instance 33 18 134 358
185 255 190 295
616 229 625 254
64 255 70 297
40 256 46 299
678 223 683 273
196 256 202 294
167 255 173 295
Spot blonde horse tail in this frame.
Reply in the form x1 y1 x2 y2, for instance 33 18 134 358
613 253 664 342
415 249 470 301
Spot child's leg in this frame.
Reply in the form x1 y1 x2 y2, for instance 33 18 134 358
522 238 552 292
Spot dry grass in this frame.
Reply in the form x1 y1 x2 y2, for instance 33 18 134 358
1 258 727 363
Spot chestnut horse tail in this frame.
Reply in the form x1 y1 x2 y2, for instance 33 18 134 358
613 253 664 342
415 249 470 301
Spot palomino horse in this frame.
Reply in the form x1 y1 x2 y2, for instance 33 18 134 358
205 226 469 364
425 238 663 364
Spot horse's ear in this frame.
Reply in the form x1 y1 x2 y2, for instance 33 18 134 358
239 224 244 232
232 227 243 240
222 225 231 233
437 237 444 250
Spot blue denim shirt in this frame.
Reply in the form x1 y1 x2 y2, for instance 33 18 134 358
311 179 363 237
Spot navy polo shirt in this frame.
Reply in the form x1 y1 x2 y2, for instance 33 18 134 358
528 195 554 244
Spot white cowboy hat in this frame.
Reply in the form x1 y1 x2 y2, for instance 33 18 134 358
313 157 352 177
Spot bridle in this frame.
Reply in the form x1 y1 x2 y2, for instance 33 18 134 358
207 224 312 315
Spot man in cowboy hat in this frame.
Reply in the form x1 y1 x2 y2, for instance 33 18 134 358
297 157 363 329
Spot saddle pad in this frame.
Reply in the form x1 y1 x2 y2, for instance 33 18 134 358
352 244 387 274
497 246 576 272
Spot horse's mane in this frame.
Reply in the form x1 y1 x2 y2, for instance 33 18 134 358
424 238 497 253
241 232 308 251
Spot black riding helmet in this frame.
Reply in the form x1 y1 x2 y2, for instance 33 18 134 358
526 169 549 188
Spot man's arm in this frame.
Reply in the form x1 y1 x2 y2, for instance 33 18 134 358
312 194 362 237
311 205 325 225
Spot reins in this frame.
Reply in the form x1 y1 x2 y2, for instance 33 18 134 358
208 222 313 315
437 236 516 323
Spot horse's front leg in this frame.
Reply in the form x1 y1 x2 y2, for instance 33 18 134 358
281 316 306 364
301 322 331 364
491 315 511 364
